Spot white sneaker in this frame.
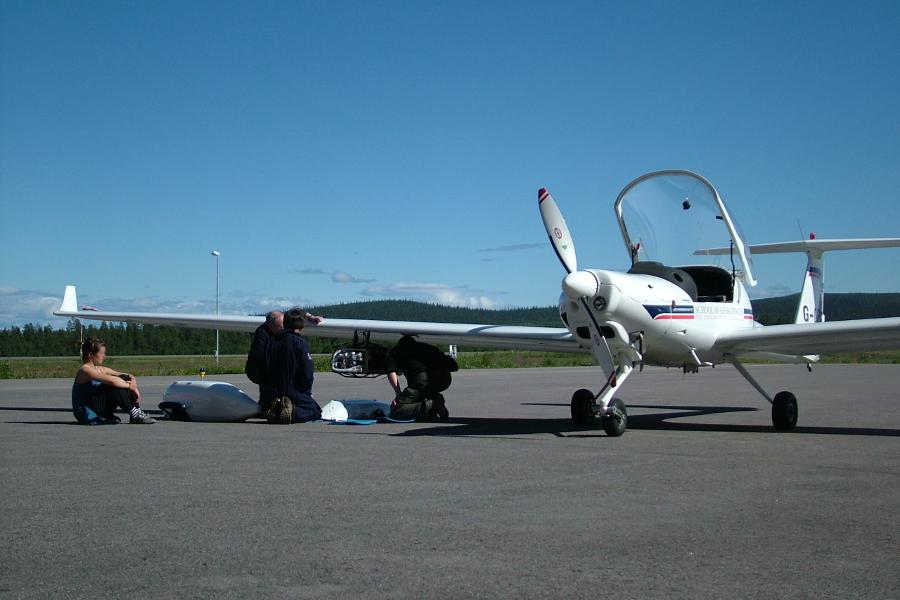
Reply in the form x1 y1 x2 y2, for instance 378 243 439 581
129 410 155 424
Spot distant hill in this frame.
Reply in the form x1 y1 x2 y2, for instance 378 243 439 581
307 300 563 327
750 293 900 325
310 294 900 327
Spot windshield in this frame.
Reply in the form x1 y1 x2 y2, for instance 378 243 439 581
614 170 756 285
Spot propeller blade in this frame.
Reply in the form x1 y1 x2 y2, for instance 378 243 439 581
538 188 577 273
538 188 617 385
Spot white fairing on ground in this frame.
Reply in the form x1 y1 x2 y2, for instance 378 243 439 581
161 381 260 422
320 399 392 421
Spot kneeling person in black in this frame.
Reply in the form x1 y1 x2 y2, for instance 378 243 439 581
386 335 454 421
265 307 322 423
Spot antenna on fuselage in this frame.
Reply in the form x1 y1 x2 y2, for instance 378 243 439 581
729 240 737 287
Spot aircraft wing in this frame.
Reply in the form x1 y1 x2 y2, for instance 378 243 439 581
310 319 579 352
54 286 582 353
716 318 900 356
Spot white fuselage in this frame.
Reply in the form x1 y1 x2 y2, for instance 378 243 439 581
558 268 755 367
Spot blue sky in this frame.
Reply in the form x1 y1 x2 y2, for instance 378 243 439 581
2 0 899 328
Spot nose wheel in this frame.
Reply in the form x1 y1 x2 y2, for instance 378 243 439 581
571 388 597 425
602 397 627 437
570 389 628 437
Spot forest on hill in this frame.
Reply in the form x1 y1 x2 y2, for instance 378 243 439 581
1 293 899 357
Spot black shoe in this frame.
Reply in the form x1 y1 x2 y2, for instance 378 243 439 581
415 399 434 422
431 397 449 422
423 397 450 422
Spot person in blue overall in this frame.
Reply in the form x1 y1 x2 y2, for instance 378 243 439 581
265 308 322 423
72 338 155 425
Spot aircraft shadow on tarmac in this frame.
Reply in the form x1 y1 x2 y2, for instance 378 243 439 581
3 404 896 437
395 403 900 438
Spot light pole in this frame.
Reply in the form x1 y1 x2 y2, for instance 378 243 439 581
211 250 220 366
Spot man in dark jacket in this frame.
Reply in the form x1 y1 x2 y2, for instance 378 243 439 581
245 311 283 415
265 307 322 423
386 335 454 421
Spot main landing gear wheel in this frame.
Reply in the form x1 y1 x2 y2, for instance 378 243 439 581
772 391 798 430
601 397 627 437
571 388 597 425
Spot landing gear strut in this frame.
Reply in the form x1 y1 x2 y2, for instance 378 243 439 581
728 356 799 430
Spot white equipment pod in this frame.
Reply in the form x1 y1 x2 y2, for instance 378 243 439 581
160 381 260 422
320 399 391 422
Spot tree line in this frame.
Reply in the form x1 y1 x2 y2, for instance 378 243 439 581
0 320 347 358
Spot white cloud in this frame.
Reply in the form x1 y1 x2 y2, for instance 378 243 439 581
0 287 318 328
94 295 313 315
360 282 500 309
749 283 795 299
332 270 375 284
0 287 68 328
0 280 504 328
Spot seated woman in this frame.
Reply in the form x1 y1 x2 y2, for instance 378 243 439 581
72 338 155 425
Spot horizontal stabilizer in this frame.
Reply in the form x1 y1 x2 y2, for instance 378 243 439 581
696 237 900 256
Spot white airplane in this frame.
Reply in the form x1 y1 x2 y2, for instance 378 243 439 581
54 170 900 435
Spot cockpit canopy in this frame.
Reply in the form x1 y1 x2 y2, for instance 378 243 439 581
614 170 756 287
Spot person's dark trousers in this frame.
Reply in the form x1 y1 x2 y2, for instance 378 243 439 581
258 384 276 415
94 384 138 417
289 393 321 422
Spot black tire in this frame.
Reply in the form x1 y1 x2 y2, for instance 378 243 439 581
571 388 597 425
602 397 627 437
772 391 798 430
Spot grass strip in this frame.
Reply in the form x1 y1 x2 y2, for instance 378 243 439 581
1 350 897 379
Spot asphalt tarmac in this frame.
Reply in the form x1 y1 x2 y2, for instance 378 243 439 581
1 365 898 599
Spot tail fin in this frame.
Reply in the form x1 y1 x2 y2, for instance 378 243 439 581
794 249 824 324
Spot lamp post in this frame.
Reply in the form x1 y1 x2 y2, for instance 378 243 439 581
211 250 220 366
